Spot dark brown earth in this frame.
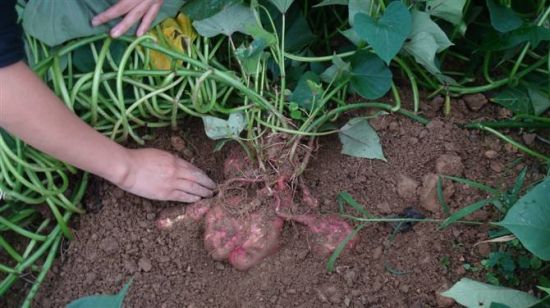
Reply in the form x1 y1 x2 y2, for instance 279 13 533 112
9 96 547 307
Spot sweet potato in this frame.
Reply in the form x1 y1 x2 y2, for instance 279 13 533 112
228 213 283 270
156 199 211 229
203 203 245 260
279 213 356 256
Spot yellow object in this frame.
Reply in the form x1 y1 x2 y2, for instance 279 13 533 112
148 13 198 70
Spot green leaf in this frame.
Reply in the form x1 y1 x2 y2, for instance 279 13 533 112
349 51 392 99
192 3 256 37
440 198 493 229
497 177 550 261
408 10 453 52
67 280 132 308
180 0 235 20
353 1 412 64
483 26 550 51
314 0 348 8
486 0 523 33
23 0 182 46
269 0 294 13
348 0 372 26
426 0 466 25
441 278 539 308
337 192 374 218
491 87 533 115
320 56 351 83
202 112 246 140
339 117 386 161
527 87 550 116
290 71 322 110
327 223 365 272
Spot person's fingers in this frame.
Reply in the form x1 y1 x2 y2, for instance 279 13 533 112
110 1 150 37
169 190 201 203
136 2 162 36
176 159 217 189
176 179 213 198
91 0 134 26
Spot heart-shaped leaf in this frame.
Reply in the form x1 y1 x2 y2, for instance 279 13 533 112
192 3 256 37
269 0 294 13
408 10 453 52
348 0 373 26
441 278 539 307
353 1 411 64
67 280 132 308
349 51 392 99
202 113 246 140
339 117 386 161
290 71 322 110
486 0 523 33
180 0 236 21
497 177 550 260
426 0 466 25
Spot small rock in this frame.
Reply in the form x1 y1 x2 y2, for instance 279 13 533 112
138 257 153 272
215 263 225 270
522 133 536 145
484 150 498 159
418 129 429 139
376 202 392 214
397 175 419 202
419 173 455 213
389 121 399 131
463 93 488 111
504 143 518 153
343 270 357 287
436 283 455 307
99 237 119 255
123 259 138 273
287 289 297 295
344 296 352 307
435 154 464 176
270 295 278 304
170 136 186 152
477 243 491 257
146 213 156 221
497 108 513 119
490 161 504 173
430 96 445 111
409 137 419 145
372 246 383 260
399 285 410 293
427 119 445 130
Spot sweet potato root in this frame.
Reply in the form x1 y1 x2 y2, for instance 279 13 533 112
157 199 211 229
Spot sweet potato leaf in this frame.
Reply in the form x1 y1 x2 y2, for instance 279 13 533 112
192 2 256 37
497 177 550 261
338 118 386 161
426 0 466 25
486 0 523 33
349 51 392 99
202 113 246 140
441 278 539 307
23 0 182 46
353 1 411 64
67 280 132 308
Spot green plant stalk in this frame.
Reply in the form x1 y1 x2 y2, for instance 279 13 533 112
91 38 113 125
21 235 61 308
470 124 550 161
393 57 419 112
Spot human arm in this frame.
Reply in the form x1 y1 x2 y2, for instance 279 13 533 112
0 61 215 202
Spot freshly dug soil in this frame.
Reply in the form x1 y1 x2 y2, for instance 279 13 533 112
22 99 548 307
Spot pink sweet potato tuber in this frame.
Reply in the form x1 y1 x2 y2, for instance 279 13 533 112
228 213 284 270
278 213 356 256
204 199 283 270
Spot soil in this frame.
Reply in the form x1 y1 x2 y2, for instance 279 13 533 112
9 95 548 307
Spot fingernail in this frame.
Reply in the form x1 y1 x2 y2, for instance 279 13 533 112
136 29 144 37
111 27 121 38
91 17 99 26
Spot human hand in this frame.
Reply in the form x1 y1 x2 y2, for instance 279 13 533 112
117 148 216 202
91 0 164 38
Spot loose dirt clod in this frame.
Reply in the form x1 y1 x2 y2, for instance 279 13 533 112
463 93 488 111
419 173 455 213
396 174 419 202
435 154 464 176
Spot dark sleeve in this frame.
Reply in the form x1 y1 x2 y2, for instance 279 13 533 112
0 0 25 68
